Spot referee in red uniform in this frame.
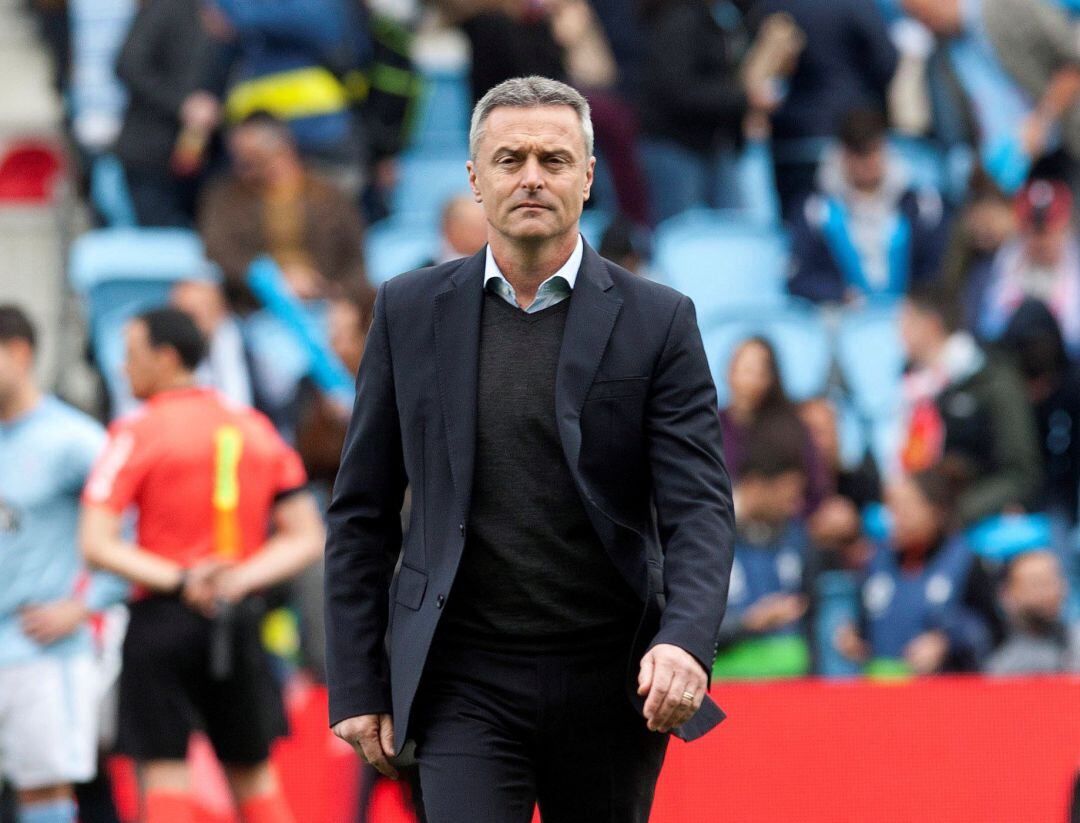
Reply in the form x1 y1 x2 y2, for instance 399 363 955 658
80 308 324 823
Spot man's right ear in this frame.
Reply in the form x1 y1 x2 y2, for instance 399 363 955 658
466 160 482 203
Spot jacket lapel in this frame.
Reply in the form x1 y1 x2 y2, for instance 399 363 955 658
555 242 623 471
434 250 484 510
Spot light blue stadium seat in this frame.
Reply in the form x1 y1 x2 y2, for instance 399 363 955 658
965 513 1054 561
653 210 790 317
834 393 870 471
391 153 471 224
702 304 831 407
409 69 470 153
836 304 905 420
890 136 946 194
69 228 207 416
364 217 441 285
579 210 612 249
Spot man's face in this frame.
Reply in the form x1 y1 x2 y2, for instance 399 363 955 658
740 471 806 525
842 142 886 193
1004 551 1065 624
885 478 940 551
1023 222 1069 268
443 199 489 257
467 105 594 245
0 340 31 407
229 127 278 187
124 320 164 401
898 300 945 366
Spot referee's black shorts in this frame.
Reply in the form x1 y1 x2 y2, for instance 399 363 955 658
117 595 287 765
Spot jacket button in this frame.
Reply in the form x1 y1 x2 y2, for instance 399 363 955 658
459 523 465 537
436 594 445 609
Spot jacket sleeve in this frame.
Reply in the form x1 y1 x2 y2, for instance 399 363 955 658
956 363 1043 525
324 282 407 727
645 295 736 675
787 198 847 304
846 0 899 99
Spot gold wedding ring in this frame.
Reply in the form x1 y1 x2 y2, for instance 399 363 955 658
681 690 695 704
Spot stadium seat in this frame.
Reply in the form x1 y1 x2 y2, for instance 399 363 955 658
364 216 440 285
409 68 470 154
0 140 64 202
390 153 471 224
579 209 612 248
653 209 790 317
701 303 831 407
965 513 1054 561
69 228 207 416
835 303 905 420
890 136 946 194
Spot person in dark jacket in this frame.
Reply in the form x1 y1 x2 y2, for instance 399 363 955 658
897 285 1043 526
637 0 772 223
788 108 947 304
113 0 228 226
758 0 897 220
998 299 1080 527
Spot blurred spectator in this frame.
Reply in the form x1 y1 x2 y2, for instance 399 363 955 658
171 276 253 407
719 337 829 512
898 284 1042 525
998 299 1080 527
986 550 1079 673
637 0 765 222
447 0 566 105
212 0 372 190
713 431 813 680
904 0 1080 193
788 108 947 305
799 397 880 567
836 467 995 674
975 179 1080 358
294 285 376 489
432 195 487 266
759 0 898 219
113 0 226 227
199 113 367 312
940 174 1018 331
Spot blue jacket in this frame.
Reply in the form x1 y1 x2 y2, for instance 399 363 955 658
788 185 948 304
860 537 993 667
324 243 736 746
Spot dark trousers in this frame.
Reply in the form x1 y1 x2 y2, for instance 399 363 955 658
412 639 668 823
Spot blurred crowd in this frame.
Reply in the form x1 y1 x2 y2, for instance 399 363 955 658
3 0 1080 819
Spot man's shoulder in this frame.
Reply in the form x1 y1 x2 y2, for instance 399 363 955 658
601 257 688 317
380 256 473 307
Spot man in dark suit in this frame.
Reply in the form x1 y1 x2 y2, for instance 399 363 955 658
325 75 735 822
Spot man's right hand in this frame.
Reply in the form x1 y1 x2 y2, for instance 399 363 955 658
333 714 398 779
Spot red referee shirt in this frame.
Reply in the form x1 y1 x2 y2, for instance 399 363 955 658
83 387 307 568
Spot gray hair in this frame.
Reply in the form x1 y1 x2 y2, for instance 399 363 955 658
469 76 594 160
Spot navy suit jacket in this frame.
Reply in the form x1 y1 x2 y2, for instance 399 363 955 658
324 241 735 749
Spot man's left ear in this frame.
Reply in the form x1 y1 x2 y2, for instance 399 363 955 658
583 155 596 201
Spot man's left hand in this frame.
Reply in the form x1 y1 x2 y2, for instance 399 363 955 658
637 643 708 733
20 600 90 645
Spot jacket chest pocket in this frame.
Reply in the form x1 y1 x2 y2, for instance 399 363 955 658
581 377 649 462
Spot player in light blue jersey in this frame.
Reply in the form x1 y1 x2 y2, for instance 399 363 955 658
0 306 127 823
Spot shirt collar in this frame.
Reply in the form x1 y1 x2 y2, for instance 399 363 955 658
484 234 584 295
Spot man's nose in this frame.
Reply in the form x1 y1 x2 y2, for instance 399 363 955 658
520 156 544 189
